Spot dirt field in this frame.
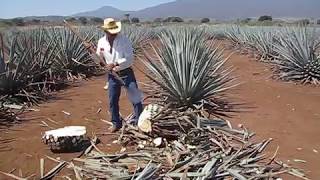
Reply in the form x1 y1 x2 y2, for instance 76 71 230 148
0 51 319 179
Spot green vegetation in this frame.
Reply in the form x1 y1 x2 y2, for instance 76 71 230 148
142 27 235 114
11 18 25 26
258 15 272 22
0 25 155 109
122 26 153 57
0 27 101 107
273 27 320 84
65 17 76 22
224 25 320 85
0 29 59 104
154 18 163 23
1 23 319 124
201 18 210 23
78 17 88 25
296 19 310 25
131 17 140 24
90 17 103 24
163 17 184 23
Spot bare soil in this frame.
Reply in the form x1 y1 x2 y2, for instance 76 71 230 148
0 52 319 179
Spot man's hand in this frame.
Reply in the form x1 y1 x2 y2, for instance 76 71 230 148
99 61 106 67
113 66 121 72
83 42 95 52
105 63 116 71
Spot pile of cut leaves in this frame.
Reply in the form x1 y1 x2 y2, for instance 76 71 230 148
27 111 309 180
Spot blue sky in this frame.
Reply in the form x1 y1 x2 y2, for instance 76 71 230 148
1 0 175 18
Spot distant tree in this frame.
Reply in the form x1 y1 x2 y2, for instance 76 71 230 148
3 20 13 26
66 17 76 22
154 18 163 23
121 19 130 24
164 17 184 23
91 17 103 24
131 17 140 23
78 17 87 25
124 13 131 23
201 18 210 23
297 19 310 25
11 18 25 26
144 21 152 25
241 18 251 24
317 19 320 25
31 19 41 24
258 15 272 22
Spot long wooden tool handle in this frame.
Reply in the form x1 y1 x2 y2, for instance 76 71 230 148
63 20 87 44
0 33 4 61
63 20 99 59
63 20 125 85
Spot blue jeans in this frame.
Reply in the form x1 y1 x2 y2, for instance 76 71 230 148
108 69 143 128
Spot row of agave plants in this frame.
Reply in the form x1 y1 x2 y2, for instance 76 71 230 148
223 25 320 85
0 25 153 125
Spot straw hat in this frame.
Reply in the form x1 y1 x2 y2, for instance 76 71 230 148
101 18 122 34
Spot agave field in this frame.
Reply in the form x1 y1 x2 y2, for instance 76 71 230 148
223 25 320 85
0 23 318 179
0 25 153 126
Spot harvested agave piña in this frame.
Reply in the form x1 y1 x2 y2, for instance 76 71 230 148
138 104 162 133
42 126 87 152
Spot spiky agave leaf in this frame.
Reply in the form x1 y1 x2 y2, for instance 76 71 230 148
273 26 320 85
49 27 95 78
77 26 103 44
142 27 235 115
224 26 244 46
122 26 153 57
201 24 227 40
248 28 279 61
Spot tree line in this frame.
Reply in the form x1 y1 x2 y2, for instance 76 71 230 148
1 15 319 27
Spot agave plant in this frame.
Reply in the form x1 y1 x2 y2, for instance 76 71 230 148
122 26 153 57
49 27 96 79
247 29 279 61
202 24 227 40
142 27 235 115
0 28 58 104
273 27 320 85
224 26 244 47
77 26 103 44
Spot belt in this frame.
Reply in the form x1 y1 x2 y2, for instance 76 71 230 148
115 67 132 77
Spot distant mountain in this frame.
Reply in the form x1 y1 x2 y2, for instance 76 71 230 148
72 6 132 18
72 0 320 20
133 0 320 19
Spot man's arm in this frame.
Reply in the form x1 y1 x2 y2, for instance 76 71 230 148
95 41 107 67
115 38 134 71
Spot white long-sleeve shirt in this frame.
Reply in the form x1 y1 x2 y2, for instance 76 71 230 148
96 33 133 71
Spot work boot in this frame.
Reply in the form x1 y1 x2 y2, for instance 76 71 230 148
127 118 138 126
109 126 121 133
104 82 109 90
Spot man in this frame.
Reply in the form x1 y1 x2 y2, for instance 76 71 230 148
86 18 143 132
